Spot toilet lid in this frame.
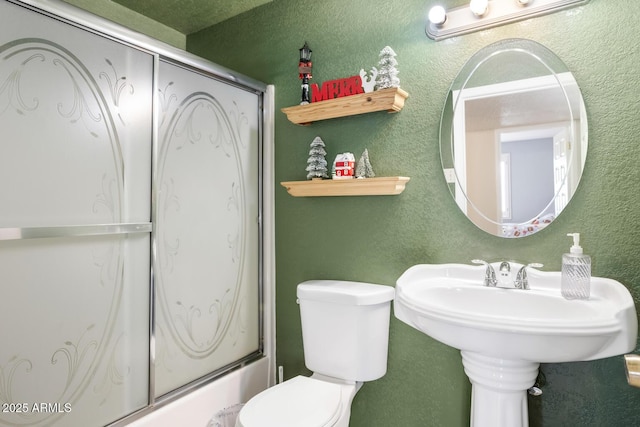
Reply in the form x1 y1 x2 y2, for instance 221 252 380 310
237 376 342 427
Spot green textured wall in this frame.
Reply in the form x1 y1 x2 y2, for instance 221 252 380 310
62 0 185 48
189 0 640 425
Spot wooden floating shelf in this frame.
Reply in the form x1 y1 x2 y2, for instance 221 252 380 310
281 87 409 125
281 176 410 197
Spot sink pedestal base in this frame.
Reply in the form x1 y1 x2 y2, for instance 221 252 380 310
461 352 539 427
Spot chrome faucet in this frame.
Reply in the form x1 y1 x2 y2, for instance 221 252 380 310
498 261 511 286
473 260 543 289
472 259 497 287
514 263 544 290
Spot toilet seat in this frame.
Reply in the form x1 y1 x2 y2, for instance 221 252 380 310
236 375 343 427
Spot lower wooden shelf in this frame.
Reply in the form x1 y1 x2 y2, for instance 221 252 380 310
281 176 410 197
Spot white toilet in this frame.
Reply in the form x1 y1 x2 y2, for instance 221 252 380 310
236 279 395 427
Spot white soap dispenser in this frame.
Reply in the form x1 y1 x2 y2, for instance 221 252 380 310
561 233 591 300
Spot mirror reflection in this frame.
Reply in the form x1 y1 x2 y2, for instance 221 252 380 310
440 39 588 238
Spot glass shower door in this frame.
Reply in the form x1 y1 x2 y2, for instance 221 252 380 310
0 2 265 424
0 1 153 425
154 60 261 397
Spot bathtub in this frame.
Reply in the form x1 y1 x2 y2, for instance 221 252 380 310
127 358 271 427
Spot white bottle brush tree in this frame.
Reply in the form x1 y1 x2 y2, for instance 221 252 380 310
376 46 400 90
355 148 375 178
306 136 329 180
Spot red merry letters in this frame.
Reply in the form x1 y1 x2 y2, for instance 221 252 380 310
311 75 364 102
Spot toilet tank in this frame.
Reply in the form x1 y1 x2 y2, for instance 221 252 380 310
297 280 395 382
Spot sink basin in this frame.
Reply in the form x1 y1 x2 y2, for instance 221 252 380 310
395 263 638 427
395 263 637 363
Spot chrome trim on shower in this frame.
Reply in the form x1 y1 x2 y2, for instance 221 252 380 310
0 223 152 241
147 51 161 409
11 0 268 93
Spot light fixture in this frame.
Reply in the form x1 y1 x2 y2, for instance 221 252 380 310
426 0 590 41
428 5 447 25
469 0 489 16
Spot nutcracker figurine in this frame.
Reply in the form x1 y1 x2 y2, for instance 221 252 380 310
298 42 312 105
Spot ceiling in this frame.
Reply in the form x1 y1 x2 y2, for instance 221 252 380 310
112 0 273 35
466 87 574 132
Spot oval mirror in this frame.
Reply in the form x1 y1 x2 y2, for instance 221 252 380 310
440 39 587 238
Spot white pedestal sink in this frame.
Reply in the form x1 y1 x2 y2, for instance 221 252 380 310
394 263 638 427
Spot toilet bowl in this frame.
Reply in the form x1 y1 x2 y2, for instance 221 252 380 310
236 280 394 427
236 374 360 427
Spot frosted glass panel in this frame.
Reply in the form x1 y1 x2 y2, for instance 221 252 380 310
0 1 152 227
155 60 260 396
0 2 153 426
0 235 150 426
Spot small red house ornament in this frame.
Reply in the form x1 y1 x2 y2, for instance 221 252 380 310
332 153 356 180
